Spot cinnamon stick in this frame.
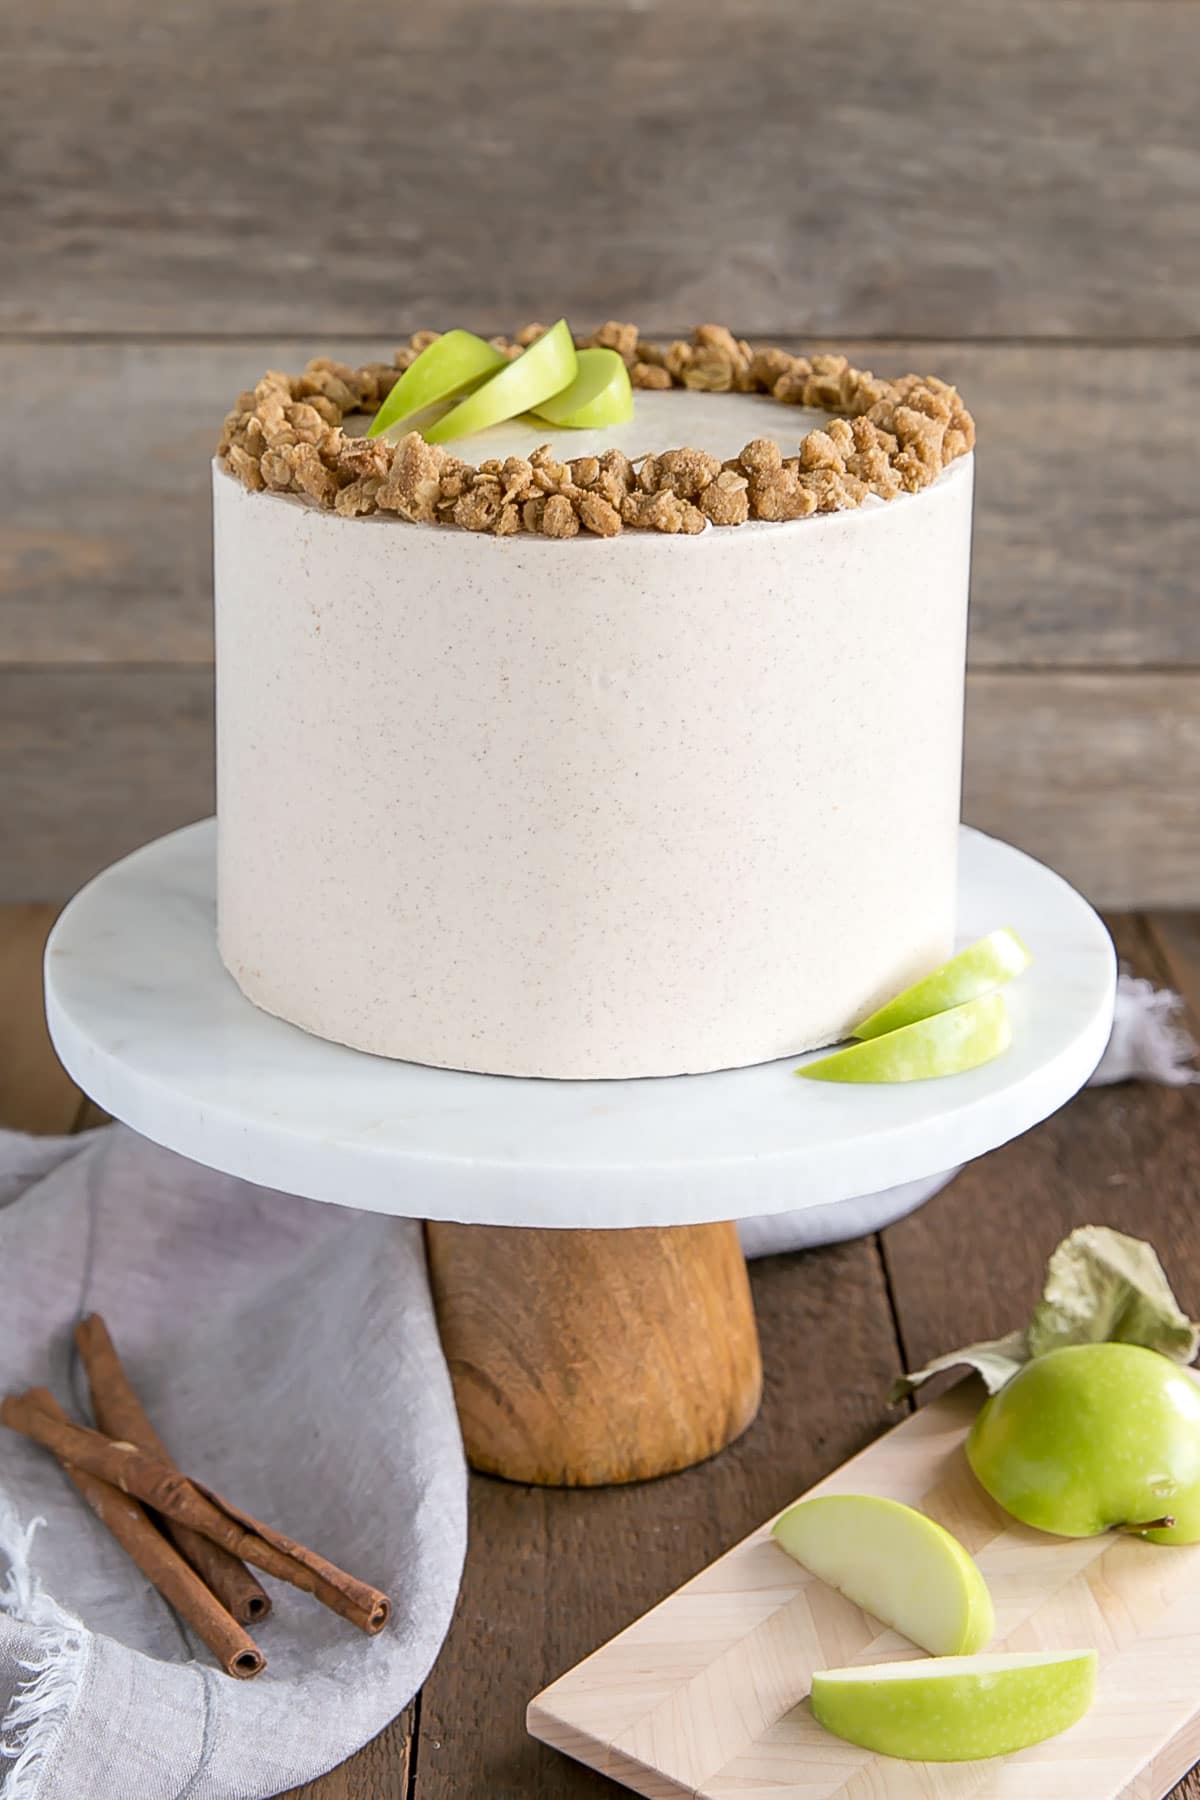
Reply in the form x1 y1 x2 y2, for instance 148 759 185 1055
74 1314 271 1627
2 1392 390 1634
25 1388 264 1679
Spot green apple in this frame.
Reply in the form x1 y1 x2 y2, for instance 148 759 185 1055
854 928 1032 1040
424 319 578 443
796 992 1010 1084
810 1650 1097 1761
530 347 633 429
367 331 507 439
967 1342 1200 1542
772 1494 994 1655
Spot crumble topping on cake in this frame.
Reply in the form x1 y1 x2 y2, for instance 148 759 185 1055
217 323 975 537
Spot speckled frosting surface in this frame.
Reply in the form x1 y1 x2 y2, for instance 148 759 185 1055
215 386 973 1079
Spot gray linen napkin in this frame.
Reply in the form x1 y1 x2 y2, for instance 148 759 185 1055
1 974 1193 1800
0 1127 466 1800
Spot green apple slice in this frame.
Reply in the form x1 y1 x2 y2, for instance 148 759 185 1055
772 1494 994 1656
423 319 578 444
796 992 1010 1084
367 331 508 439
854 928 1032 1040
810 1649 1097 1762
530 347 633 429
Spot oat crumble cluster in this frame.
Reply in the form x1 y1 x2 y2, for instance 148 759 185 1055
217 322 975 537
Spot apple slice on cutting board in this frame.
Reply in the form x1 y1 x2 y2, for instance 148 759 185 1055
772 1494 994 1655
811 1649 1097 1761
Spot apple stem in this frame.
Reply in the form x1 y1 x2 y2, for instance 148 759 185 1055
1119 1516 1177 1535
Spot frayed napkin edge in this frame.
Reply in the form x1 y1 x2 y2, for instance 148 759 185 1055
1094 973 1199 1087
0 1503 90 1800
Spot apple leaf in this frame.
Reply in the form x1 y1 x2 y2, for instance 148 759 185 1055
1026 1226 1200 1362
889 1331 1026 1403
890 1226 1200 1402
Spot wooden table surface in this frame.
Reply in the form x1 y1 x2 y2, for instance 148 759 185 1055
5 0 1200 912
3 903 1199 1800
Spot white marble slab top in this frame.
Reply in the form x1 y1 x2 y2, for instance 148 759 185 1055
45 822 1115 1228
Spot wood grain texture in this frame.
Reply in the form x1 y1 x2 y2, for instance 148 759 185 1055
880 913 1200 1395
2 0 1196 337
280 1711 414 1800
522 908 1200 1800
5 665 1199 907
0 904 81 1132
1174 1757 1200 1800
949 346 1200 670
0 667 214 903
530 1382 1200 1798
1145 1727 1200 1800
2 343 1197 668
1147 914 1200 1035
415 1239 903 1799
2 908 1198 1795
0 343 223 663
876 915 1200 1800
74 1098 112 1132
963 673 1200 908
426 1222 761 1486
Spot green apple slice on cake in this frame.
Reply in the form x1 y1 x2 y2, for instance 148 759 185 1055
530 347 633 429
367 331 508 439
797 992 1011 1083
853 927 1032 1040
423 319 578 443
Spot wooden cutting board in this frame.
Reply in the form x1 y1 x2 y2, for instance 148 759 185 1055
528 1382 1200 1798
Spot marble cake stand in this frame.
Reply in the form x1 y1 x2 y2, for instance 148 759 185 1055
45 821 1115 1487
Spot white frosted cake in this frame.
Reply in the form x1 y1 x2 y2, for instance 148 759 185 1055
215 326 974 1078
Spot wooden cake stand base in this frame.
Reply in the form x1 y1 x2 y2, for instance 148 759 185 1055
426 1220 762 1486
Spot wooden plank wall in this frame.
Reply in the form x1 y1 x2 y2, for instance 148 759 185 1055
2 0 1197 905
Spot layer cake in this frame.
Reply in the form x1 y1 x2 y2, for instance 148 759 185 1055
214 328 974 1078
